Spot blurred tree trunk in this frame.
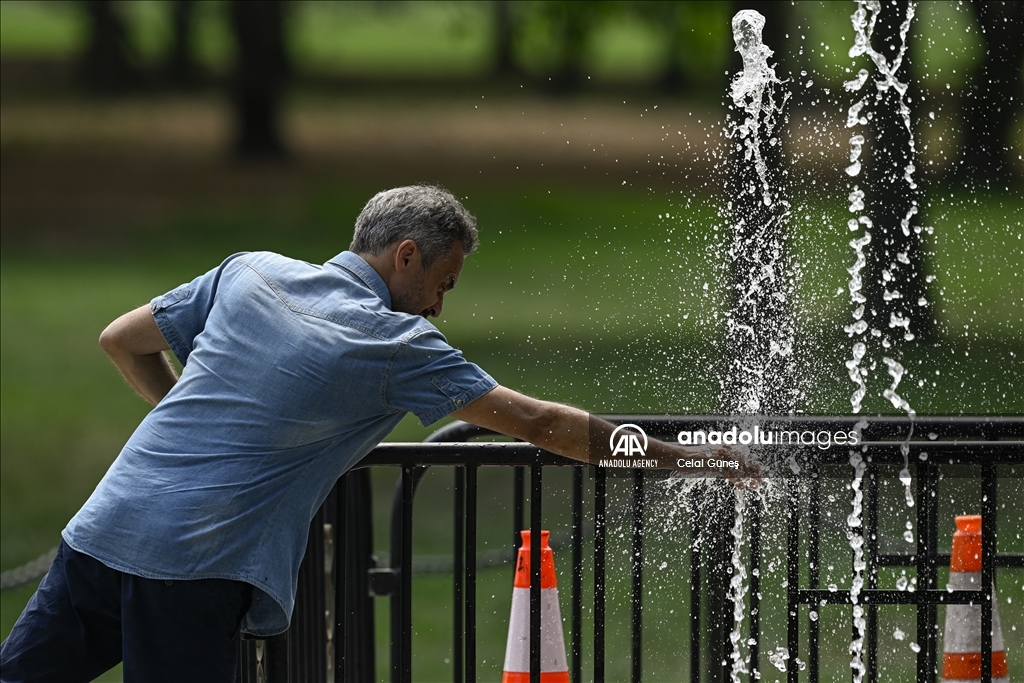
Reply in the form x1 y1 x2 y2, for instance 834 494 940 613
864 0 935 344
543 1 597 93
656 2 692 94
230 0 289 160
80 0 137 92
493 0 518 77
696 500 735 683
164 0 198 88
954 1 1024 185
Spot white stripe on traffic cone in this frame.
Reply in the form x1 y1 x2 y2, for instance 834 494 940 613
941 515 1009 682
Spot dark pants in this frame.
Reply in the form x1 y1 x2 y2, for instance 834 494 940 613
0 541 252 683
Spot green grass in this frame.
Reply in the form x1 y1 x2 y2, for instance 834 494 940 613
2 184 1021 680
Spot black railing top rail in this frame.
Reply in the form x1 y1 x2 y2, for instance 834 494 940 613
355 415 1024 472
386 415 1024 444
592 414 1024 439
357 440 1024 469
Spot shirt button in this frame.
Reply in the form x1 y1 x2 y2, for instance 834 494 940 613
455 398 465 407
165 580 174 586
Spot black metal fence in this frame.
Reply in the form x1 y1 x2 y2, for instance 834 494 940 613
237 416 1024 683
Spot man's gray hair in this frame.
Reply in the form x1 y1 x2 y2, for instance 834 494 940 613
350 185 478 268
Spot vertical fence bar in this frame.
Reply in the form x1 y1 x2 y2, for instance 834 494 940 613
808 473 820 683
514 468 525 574
401 466 414 683
530 465 543 683
981 461 997 683
787 481 800 683
466 464 479 683
748 497 761 675
866 468 879 683
924 460 940 681
265 636 288 683
690 511 701 683
390 468 426 682
594 467 607 683
454 467 465 683
916 462 930 683
632 469 644 683
334 478 346 683
571 467 584 683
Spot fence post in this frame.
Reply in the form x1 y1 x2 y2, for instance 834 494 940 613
343 470 376 682
701 495 736 683
631 470 644 683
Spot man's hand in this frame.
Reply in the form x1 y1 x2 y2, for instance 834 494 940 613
647 440 762 486
98 304 177 406
708 445 763 488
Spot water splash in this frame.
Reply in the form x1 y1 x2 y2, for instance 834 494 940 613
843 0 922 418
848 1 919 168
728 489 749 683
768 646 790 672
843 2 925 675
847 449 868 683
722 9 797 417
729 10 786 208
882 356 917 509
723 10 795 678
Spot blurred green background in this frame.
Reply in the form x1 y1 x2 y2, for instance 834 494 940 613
1 1 1022 681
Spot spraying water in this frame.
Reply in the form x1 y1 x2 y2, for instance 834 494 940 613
843 0 922 478
722 9 796 419
843 3 923 681
847 449 869 681
721 10 797 680
662 5 936 679
730 10 783 209
727 490 749 683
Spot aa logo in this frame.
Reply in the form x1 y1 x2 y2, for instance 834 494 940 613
609 424 648 458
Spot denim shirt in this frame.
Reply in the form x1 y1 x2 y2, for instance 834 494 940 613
63 251 497 636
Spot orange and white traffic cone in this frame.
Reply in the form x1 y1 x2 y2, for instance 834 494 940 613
941 515 1009 683
501 530 570 683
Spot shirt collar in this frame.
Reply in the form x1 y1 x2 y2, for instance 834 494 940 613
328 252 392 309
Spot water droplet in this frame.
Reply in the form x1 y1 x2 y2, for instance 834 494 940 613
768 647 790 672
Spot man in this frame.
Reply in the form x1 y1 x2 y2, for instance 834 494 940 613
1 185 749 682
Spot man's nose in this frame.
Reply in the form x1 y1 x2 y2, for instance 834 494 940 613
427 295 443 318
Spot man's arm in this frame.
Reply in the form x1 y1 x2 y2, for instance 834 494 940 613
452 385 592 461
98 304 178 406
451 385 759 481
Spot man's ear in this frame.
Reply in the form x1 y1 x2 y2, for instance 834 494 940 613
393 239 418 273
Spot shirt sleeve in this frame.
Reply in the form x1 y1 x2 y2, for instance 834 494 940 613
384 328 498 426
150 253 249 366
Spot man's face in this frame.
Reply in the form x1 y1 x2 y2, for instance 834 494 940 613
391 242 464 319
